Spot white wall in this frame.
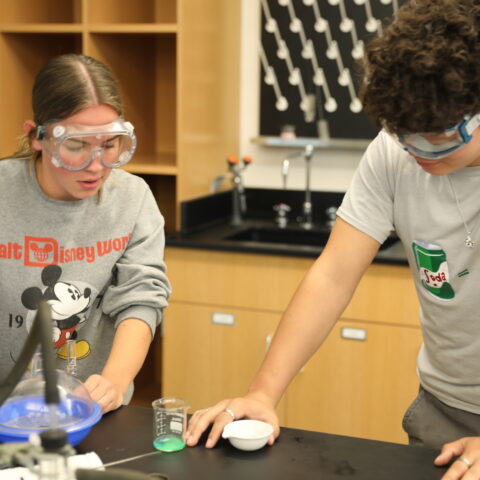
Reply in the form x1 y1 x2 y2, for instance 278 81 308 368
239 0 365 192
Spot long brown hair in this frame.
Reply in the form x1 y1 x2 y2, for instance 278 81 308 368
8 53 123 160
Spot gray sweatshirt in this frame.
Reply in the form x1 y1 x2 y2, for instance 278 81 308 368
0 159 171 382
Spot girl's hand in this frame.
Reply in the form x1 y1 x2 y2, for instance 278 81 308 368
83 373 124 413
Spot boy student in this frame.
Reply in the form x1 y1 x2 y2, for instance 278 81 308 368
187 1 480 478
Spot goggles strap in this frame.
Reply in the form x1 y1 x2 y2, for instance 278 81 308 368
36 126 48 141
463 114 480 139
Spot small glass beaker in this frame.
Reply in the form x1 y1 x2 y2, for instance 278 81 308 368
152 397 190 452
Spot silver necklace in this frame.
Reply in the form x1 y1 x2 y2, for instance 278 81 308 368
447 175 476 248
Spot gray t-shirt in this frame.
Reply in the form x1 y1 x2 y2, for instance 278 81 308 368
337 130 480 413
0 159 171 382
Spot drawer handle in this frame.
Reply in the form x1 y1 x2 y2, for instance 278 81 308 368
266 333 273 351
211 312 236 326
341 327 367 341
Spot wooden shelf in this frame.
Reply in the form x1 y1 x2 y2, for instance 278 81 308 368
86 0 176 24
88 24 177 34
0 0 80 24
87 33 176 172
124 153 177 176
0 24 83 33
0 24 178 34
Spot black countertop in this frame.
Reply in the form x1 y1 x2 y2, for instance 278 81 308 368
77 406 446 480
166 188 409 266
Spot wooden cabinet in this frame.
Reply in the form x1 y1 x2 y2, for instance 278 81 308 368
163 247 422 444
163 302 287 423
0 0 241 231
287 319 422 444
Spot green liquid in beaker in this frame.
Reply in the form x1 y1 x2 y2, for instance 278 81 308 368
153 436 186 452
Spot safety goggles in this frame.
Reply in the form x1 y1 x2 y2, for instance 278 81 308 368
36 118 137 171
394 114 480 159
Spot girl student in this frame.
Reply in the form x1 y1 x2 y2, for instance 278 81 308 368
0 53 171 413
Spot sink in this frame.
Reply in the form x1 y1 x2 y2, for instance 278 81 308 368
223 226 399 250
223 226 331 247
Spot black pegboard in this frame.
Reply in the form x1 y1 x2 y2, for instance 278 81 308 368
259 0 407 141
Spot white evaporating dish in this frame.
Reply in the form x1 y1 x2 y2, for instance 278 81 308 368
222 420 274 451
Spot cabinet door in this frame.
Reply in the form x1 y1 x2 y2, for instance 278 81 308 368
162 302 286 422
285 319 423 444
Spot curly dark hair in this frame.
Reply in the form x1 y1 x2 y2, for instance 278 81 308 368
360 0 480 135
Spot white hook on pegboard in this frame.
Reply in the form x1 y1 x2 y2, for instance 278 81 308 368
313 67 337 113
259 44 289 112
337 0 363 60
364 0 380 32
338 0 353 32
352 40 364 60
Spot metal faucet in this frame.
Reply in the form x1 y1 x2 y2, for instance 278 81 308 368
325 206 338 229
274 203 291 228
227 156 252 226
278 144 315 229
281 158 289 189
299 144 314 230
273 158 292 228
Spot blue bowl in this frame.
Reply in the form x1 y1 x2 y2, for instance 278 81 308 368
0 395 102 446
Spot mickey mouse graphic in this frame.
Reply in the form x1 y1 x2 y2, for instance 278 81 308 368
21 264 92 360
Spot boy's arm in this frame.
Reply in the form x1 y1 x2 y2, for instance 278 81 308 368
186 217 382 447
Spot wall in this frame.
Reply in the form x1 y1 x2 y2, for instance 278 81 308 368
239 0 366 193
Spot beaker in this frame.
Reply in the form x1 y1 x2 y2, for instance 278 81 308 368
152 397 190 452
